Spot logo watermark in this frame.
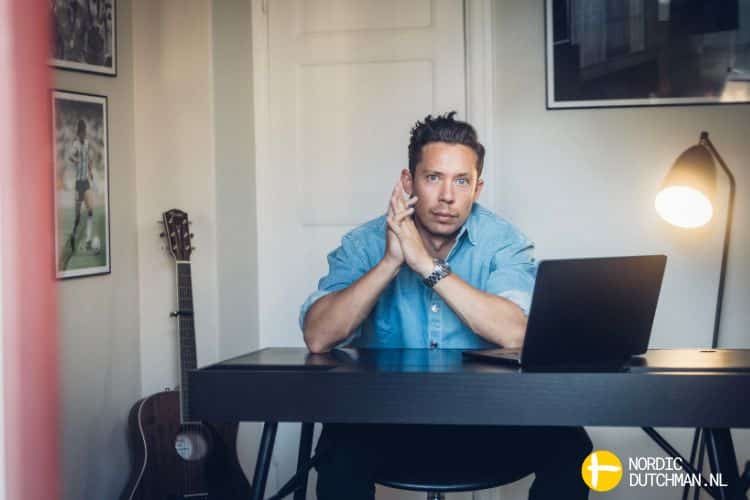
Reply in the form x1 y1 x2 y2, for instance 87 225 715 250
581 451 728 492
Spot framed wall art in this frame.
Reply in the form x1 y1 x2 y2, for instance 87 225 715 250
546 0 750 109
52 90 111 279
51 0 116 76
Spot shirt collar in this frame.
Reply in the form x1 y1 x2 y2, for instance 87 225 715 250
457 203 480 246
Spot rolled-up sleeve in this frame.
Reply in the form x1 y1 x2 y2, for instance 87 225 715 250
298 233 370 331
485 234 538 316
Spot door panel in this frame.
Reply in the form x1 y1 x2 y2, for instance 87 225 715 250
259 0 466 346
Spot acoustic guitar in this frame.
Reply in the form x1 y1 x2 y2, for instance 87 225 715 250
121 209 250 500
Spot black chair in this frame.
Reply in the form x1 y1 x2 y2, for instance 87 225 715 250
375 450 518 499
268 423 515 500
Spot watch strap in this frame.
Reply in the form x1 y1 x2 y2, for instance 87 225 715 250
423 259 451 288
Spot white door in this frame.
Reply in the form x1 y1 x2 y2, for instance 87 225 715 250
255 0 467 348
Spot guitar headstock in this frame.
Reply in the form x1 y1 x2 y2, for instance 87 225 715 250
162 209 193 261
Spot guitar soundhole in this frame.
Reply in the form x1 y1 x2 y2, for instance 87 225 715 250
174 429 208 462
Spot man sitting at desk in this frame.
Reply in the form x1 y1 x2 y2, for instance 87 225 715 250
300 112 592 500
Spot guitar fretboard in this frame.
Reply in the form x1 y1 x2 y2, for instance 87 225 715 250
176 262 197 423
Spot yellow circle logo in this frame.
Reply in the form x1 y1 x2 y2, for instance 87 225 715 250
581 450 623 492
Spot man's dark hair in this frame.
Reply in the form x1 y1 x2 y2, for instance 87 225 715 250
408 111 485 177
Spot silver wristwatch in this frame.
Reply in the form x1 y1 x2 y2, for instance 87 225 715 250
423 258 451 288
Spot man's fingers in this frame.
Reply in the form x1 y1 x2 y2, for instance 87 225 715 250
388 181 415 217
387 182 400 214
393 206 414 223
397 180 410 203
391 181 402 203
386 217 401 235
390 193 404 217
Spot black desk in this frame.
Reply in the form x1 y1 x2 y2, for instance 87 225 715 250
190 348 750 499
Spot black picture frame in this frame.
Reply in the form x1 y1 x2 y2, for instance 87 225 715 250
545 0 750 109
51 0 117 76
52 90 112 279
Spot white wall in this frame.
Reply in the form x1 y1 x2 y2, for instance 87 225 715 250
211 0 264 482
54 1 142 498
212 0 260 365
132 0 219 397
494 2 749 352
492 2 749 499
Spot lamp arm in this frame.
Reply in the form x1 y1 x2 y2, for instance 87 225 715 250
701 132 736 348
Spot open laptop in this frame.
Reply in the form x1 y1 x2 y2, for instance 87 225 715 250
463 255 667 370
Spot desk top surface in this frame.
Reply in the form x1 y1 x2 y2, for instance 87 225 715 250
204 347 750 374
191 348 750 427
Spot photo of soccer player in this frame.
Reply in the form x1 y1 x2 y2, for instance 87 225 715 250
53 90 111 279
51 0 116 75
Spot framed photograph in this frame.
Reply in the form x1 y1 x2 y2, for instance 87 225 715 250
545 0 750 109
51 0 116 76
52 91 111 279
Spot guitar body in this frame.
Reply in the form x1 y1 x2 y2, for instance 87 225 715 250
121 390 250 500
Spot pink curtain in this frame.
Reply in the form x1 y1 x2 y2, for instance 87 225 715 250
1 0 60 498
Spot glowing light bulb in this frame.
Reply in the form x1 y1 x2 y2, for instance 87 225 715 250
655 186 713 228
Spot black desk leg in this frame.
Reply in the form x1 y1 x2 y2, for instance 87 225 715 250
294 422 315 500
704 428 745 500
251 421 278 500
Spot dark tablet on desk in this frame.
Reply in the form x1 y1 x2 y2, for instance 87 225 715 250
206 347 355 371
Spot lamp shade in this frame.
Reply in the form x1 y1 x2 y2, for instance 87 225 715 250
655 144 717 228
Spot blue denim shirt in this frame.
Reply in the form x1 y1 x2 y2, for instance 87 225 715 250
299 203 537 349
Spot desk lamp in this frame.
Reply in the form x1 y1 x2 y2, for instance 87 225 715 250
654 131 736 349
655 131 736 500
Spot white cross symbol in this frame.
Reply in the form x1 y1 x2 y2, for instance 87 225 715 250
587 452 621 488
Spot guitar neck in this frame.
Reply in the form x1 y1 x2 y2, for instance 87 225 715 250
176 261 198 423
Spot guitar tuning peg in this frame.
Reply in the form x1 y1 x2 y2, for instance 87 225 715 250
189 233 194 238
159 232 165 238
191 246 197 252
156 220 163 224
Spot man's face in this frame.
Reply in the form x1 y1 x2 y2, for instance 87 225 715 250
402 142 484 239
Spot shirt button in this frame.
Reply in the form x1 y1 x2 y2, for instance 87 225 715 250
430 340 439 349
430 303 440 313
